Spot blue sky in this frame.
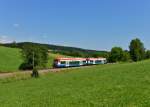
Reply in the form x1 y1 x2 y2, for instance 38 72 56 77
0 0 150 50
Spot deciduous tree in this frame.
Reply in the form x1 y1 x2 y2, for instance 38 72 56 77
20 43 48 70
109 47 123 62
129 38 145 61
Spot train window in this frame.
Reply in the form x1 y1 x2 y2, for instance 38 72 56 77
83 61 86 64
69 61 80 65
90 60 93 63
60 61 66 64
95 60 102 63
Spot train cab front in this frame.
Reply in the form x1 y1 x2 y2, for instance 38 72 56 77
53 58 67 68
53 59 58 68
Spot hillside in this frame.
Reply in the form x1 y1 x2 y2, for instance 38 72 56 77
0 46 69 72
0 60 150 106
1 42 109 57
0 46 23 72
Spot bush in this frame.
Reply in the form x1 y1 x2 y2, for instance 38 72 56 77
145 50 150 59
121 51 131 62
19 63 33 70
31 68 39 78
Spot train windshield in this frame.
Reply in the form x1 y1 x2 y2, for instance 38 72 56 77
60 61 66 64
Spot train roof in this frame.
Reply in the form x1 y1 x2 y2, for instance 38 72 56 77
87 58 106 60
55 57 106 61
55 58 87 61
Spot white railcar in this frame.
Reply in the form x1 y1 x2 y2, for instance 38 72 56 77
53 57 107 68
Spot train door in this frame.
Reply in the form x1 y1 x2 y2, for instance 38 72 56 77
66 61 69 67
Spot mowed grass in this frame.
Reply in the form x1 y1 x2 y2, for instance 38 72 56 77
1 60 150 106
0 46 23 72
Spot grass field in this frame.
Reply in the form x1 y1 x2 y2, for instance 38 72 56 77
0 46 69 72
0 60 150 106
0 46 23 72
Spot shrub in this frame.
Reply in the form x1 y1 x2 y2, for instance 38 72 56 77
145 50 150 59
31 68 39 78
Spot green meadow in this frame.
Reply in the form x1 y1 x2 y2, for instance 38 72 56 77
0 60 150 106
0 46 69 72
0 46 23 72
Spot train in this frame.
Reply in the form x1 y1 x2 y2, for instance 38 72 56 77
53 57 107 68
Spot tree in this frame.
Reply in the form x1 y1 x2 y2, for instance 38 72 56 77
109 47 123 62
145 50 150 59
12 41 17 47
20 43 48 70
121 50 131 62
129 38 145 61
92 53 101 58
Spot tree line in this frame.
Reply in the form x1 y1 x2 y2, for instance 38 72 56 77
2 38 149 71
1 42 108 58
8 38 149 77
108 38 150 63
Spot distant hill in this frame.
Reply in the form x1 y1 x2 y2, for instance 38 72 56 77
0 46 70 72
1 42 109 58
0 42 108 72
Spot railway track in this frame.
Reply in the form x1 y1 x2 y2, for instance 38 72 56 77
0 66 92 79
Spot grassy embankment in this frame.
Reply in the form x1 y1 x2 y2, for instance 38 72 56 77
0 46 23 72
0 60 150 106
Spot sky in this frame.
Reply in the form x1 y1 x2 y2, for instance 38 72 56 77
0 0 150 50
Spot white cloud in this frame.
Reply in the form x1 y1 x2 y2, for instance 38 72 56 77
13 23 20 27
0 35 14 43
